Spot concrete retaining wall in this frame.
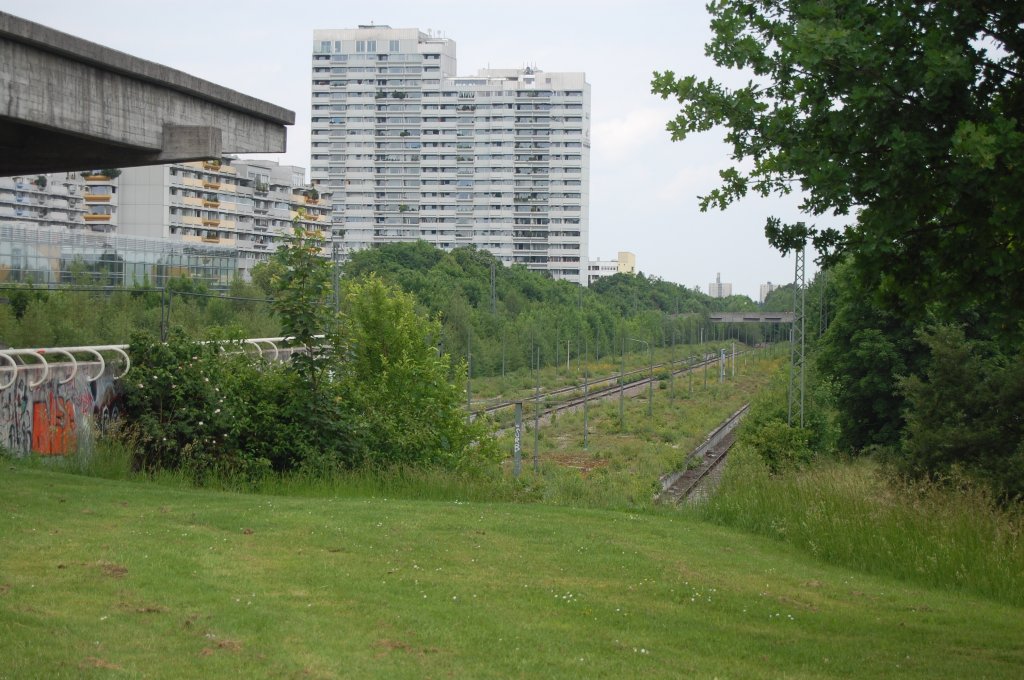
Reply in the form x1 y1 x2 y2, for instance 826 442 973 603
1 361 120 456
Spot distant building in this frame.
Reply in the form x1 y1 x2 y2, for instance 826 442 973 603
588 251 636 285
708 272 732 298
311 26 591 284
120 158 330 280
616 251 636 274
759 281 780 303
0 157 327 288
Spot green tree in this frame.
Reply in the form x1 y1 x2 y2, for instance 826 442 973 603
653 1 1024 338
899 324 1024 500
340 276 499 468
268 224 338 388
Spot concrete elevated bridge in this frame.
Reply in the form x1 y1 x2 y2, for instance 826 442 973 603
0 11 294 176
708 312 795 324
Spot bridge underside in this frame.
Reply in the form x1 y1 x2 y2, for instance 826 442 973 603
0 12 294 176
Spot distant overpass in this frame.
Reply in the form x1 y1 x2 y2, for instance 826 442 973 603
0 12 294 176
708 312 795 323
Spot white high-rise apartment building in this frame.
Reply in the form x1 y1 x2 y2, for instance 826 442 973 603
311 26 590 284
759 281 780 304
708 272 732 298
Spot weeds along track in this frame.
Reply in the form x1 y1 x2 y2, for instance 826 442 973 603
481 352 741 428
655 404 749 505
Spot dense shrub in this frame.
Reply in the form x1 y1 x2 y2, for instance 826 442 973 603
120 234 501 482
898 324 1024 501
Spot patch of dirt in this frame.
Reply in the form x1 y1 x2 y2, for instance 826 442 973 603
775 594 819 612
548 452 609 477
119 602 168 614
242 528 254 535
200 638 243 656
0 583 10 595
80 657 123 670
373 639 439 659
97 562 128 579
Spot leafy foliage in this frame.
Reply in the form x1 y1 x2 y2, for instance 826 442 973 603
340 276 499 467
899 324 1024 500
341 243 758 377
267 224 338 387
121 239 500 481
653 0 1024 338
655 1 1024 496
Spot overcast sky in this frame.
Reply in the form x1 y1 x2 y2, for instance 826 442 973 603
7 0 829 298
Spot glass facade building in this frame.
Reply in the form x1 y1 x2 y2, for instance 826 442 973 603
0 223 237 288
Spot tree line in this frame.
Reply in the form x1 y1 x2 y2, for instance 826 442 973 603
654 0 1024 500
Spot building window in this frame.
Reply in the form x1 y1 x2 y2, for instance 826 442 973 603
389 39 400 52
320 41 331 54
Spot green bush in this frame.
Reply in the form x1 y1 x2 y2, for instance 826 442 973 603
741 419 813 474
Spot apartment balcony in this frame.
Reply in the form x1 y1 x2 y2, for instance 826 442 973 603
203 180 222 190
83 213 111 222
202 218 221 227
203 199 221 208
201 234 221 243
203 161 222 172
84 194 111 202
84 174 110 182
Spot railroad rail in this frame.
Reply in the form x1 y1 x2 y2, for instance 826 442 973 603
655 404 750 504
478 351 735 419
488 351 743 432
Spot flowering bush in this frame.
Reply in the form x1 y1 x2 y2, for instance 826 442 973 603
120 240 499 482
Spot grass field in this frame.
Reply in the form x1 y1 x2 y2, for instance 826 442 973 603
2 466 1022 679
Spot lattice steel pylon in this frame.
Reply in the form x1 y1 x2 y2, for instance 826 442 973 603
788 248 806 428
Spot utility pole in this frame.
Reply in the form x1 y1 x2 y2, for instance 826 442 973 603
533 345 540 472
619 332 625 430
490 261 496 315
789 248 807 427
583 336 589 450
630 338 652 417
466 328 472 421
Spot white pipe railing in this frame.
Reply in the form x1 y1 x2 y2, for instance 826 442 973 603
0 336 313 387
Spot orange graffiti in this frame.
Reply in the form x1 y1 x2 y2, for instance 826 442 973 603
31 394 76 455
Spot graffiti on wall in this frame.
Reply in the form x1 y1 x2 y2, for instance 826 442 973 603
0 362 121 456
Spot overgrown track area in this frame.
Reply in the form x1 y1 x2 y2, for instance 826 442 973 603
656 405 748 504
485 353 735 428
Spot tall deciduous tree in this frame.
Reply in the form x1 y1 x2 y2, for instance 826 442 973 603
653 1 1024 337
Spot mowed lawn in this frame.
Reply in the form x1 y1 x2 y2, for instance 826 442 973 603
1 467 1021 679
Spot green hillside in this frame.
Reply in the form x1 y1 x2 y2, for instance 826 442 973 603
2 467 1021 679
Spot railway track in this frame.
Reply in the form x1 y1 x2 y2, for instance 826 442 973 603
478 351 737 424
655 404 749 504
